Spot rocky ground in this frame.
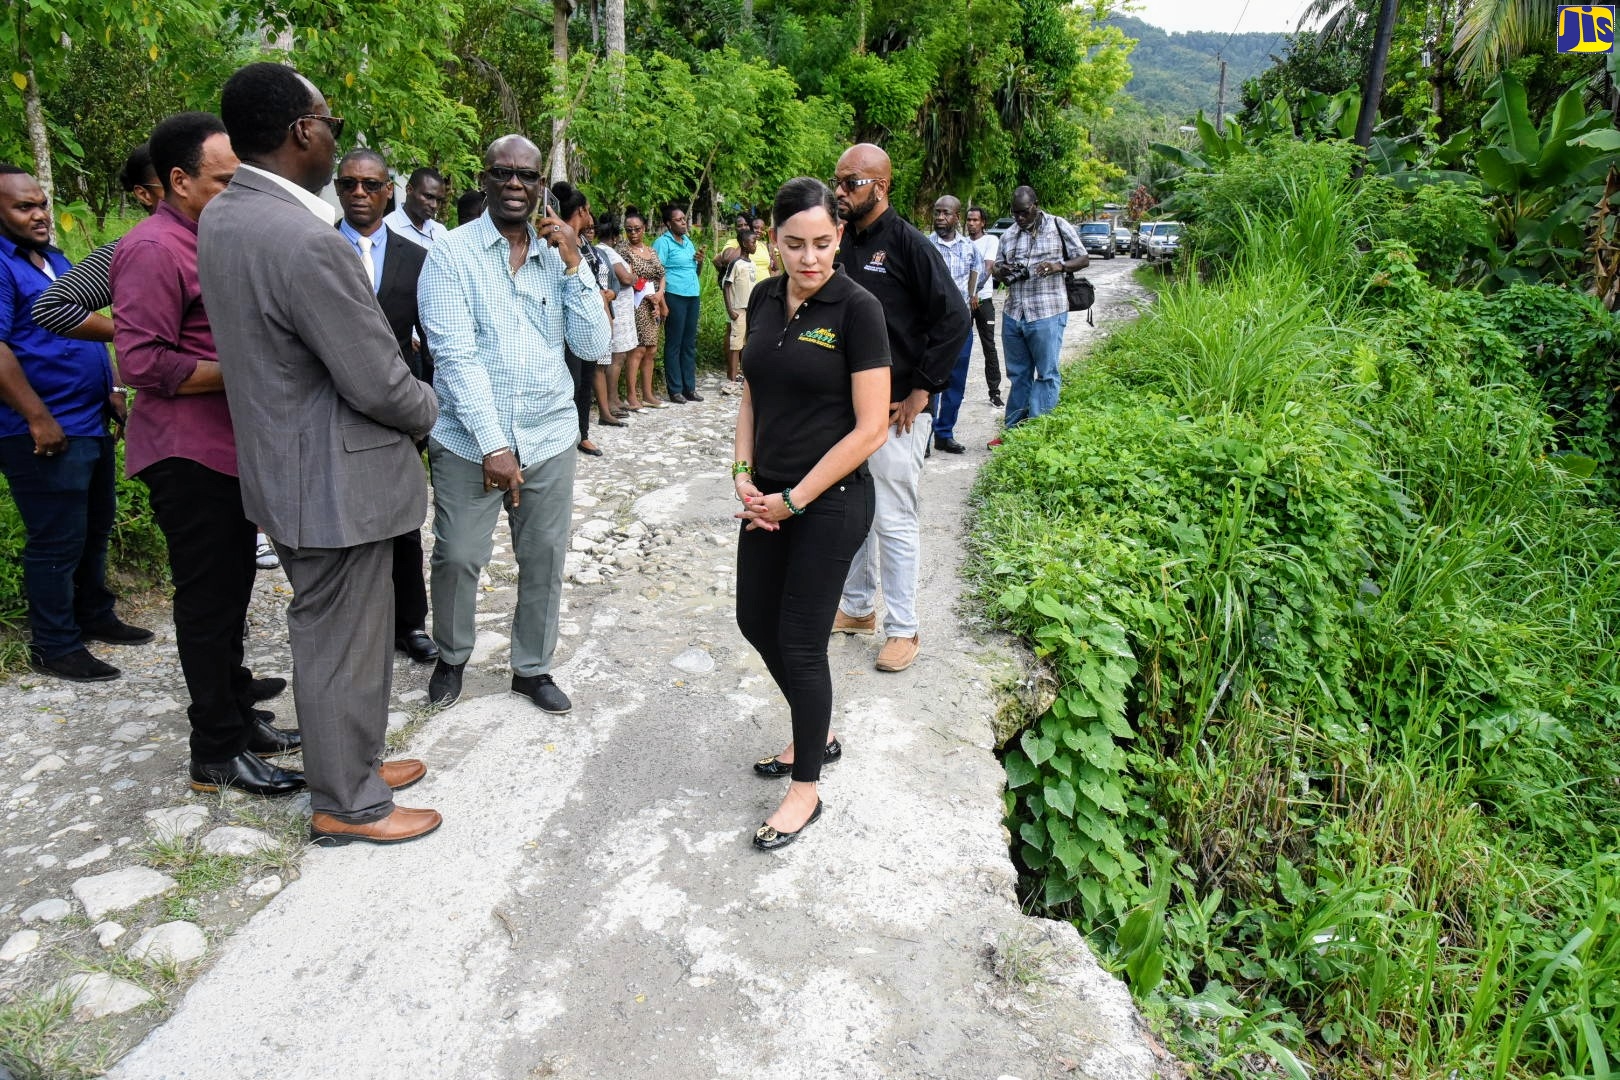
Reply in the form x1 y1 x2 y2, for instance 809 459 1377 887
1 257 1164 1080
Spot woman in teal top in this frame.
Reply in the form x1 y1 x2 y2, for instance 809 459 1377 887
652 206 704 403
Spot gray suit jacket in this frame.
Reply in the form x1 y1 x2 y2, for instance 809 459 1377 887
197 169 437 549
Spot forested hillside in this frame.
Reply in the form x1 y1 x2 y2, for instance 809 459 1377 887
1106 14 1286 119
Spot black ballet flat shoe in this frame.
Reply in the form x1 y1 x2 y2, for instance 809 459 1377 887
752 738 841 778
752 800 823 851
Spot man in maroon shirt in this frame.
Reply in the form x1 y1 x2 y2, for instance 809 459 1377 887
109 112 304 798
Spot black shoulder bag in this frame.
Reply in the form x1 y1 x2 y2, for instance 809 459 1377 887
1055 222 1096 325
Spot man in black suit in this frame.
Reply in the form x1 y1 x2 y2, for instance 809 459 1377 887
335 148 438 664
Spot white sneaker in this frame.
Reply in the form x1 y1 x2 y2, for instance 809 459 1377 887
254 533 280 570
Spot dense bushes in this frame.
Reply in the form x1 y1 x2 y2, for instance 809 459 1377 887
971 161 1620 1076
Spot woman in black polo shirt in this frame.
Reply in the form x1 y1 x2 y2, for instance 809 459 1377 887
732 177 892 851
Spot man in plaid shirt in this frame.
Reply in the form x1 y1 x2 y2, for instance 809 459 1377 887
925 195 983 455
990 186 1088 438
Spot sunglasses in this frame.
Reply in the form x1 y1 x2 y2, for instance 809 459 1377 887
290 114 344 139
830 176 879 192
487 166 542 185
334 177 388 194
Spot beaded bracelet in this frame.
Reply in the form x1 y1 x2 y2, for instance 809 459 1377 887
731 460 752 477
781 487 806 516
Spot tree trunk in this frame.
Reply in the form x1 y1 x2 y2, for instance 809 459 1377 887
549 0 573 183
741 0 753 31
21 62 53 205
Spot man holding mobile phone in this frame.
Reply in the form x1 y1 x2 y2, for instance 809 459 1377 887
417 135 610 713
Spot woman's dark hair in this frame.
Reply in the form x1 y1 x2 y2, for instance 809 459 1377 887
551 180 589 222
118 143 154 192
623 206 646 228
661 202 687 225
220 62 314 160
772 177 837 230
149 112 228 194
595 213 622 244
455 189 486 226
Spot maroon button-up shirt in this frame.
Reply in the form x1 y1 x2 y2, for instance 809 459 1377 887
110 201 237 478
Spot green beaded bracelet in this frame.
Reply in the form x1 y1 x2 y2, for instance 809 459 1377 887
781 487 806 516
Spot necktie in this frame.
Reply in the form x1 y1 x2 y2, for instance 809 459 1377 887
358 233 375 290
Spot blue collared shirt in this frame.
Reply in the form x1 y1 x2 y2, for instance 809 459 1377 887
653 231 700 297
0 234 113 438
419 212 611 467
926 230 984 302
338 219 387 294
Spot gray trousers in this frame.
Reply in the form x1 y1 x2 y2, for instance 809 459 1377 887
428 439 575 676
273 538 396 823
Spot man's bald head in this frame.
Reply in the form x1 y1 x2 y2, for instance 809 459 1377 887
837 143 892 182
485 135 541 168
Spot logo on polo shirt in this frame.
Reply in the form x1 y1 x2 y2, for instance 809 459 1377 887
798 327 839 349
864 250 888 274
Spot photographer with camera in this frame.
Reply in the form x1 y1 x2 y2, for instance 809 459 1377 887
989 186 1087 443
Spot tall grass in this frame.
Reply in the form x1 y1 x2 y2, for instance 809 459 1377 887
972 158 1620 1078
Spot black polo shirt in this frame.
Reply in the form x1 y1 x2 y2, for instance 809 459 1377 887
833 206 971 403
742 268 891 481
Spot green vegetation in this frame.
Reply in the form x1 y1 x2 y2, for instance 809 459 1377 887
1103 15 1283 121
972 143 1620 1077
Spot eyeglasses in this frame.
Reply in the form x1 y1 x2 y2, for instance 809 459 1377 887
830 176 879 192
290 114 344 139
334 177 388 194
486 166 542 185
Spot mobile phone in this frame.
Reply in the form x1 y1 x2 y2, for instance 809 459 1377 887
540 186 561 220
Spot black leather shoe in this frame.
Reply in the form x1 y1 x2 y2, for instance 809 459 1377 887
753 800 823 851
684 390 705 402
80 618 155 645
247 713 302 757
511 673 572 714
668 393 687 404
189 751 305 797
753 739 842 777
428 659 464 707
30 647 119 682
396 630 440 663
989 392 1004 407
248 676 287 702
934 436 966 454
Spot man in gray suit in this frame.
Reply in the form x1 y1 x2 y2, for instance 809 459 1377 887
197 62 442 847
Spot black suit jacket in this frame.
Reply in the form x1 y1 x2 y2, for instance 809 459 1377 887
338 223 433 384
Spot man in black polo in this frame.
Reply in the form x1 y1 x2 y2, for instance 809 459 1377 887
829 143 970 673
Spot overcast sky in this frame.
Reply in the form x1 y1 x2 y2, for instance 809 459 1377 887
1131 0 1312 34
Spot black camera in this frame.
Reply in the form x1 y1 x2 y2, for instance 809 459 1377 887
999 261 1032 284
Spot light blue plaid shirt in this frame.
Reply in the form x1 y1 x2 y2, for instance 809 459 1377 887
419 213 611 467
926 230 984 303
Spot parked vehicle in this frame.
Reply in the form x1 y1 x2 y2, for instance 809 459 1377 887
1078 221 1116 259
1134 222 1163 259
1145 221 1182 262
1114 226 1133 254
988 217 1015 239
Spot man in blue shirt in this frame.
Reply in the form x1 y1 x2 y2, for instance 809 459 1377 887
0 164 152 681
418 135 611 712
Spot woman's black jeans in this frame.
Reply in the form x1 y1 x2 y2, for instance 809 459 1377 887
736 471 875 782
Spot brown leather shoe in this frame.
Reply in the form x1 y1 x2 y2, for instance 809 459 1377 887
309 806 442 847
875 634 920 672
831 609 876 635
379 758 427 790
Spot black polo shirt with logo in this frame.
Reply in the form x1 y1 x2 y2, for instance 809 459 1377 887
742 268 891 481
834 206 970 403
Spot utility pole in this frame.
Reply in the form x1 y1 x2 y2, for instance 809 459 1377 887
1216 58 1228 135
1354 0 1401 149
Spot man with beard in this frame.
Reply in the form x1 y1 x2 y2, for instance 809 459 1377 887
829 143 970 673
0 164 152 682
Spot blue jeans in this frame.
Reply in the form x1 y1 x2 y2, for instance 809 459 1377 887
1001 311 1068 427
0 434 117 659
662 292 700 397
933 336 974 441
